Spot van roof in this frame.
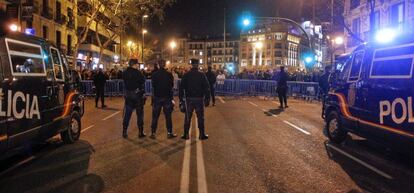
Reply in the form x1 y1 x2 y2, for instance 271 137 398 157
1 32 53 47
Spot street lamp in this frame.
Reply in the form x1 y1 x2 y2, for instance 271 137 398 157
334 36 344 45
9 24 19 32
169 41 177 65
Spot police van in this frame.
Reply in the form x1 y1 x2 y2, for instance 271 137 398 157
0 33 84 157
324 37 414 149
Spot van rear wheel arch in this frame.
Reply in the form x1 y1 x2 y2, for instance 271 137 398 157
61 111 81 144
325 110 348 144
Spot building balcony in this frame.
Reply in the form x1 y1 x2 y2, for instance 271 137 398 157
55 15 67 25
41 8 53 20
67 21 75 30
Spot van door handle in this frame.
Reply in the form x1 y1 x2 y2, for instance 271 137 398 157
46 86 53 97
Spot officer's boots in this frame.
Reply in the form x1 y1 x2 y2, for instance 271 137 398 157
150 128 156 139
138 128 146 138
122 128 128 138
199 128 209 140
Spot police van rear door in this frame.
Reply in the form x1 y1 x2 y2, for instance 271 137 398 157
359 43 414 141
4 38 50 148
0 48 7 153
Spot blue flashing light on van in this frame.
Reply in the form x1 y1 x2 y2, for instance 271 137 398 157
323 36 414 149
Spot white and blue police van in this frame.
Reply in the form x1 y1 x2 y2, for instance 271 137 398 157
0 32 84 158
324 37 414 149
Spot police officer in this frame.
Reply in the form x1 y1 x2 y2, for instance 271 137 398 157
93 68 107 108
277 66 289 109
179 59 210 140
150 60 178 139
205 66 217 106
122 59 146 138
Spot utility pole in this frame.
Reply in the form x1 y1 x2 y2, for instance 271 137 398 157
368 0 376 42
223 8 226 69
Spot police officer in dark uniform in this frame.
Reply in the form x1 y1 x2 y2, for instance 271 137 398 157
150 60 178 139
93 68 107 108
179 59 210 140
205 66 217 106
122 59 146 138
277 66 289 109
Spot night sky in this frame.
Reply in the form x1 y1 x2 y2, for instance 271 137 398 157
148 0 314 41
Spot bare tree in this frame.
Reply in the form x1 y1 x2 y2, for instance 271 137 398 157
75 0 174 69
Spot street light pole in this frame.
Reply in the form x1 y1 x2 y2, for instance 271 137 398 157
223 8 226 69
141 15 148 63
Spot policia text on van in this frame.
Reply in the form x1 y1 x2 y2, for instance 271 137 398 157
324 37 414 149
0 33 84 157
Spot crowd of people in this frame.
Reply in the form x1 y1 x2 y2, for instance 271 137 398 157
76 65 324 83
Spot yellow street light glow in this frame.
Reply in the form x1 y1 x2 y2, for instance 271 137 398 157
9 24 19 32
143 15 149 18
142 29 148 34
334 36 344 45
170 41 177 49
254 42 263 49
127 41 133 47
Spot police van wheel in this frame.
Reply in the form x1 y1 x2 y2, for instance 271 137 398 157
326 111 347 144
61 112 81 144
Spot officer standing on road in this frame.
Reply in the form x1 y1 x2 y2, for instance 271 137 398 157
122 59 147 138
205 66 217 106
150 60 178 139
179 59 210 140
277 66 289 109
93 68 108 108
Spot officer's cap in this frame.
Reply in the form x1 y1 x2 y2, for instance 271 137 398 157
129 59 139 67
190 59 200 65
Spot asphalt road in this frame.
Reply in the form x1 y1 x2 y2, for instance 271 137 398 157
1 97 414 193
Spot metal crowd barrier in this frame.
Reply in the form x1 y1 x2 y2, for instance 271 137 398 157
80 79 320 99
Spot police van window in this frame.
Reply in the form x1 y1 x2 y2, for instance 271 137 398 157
348 51 364 82
370 43 414 79
5 39 46 76
50 48 64 81
339 59 352 82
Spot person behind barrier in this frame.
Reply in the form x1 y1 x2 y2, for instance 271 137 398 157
150 60 178 139
205 66 217 106
93 68 108 108
122 59 147 138
277 66 289 109
179 59 210 140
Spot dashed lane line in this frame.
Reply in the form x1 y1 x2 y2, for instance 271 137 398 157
218 97 226 104
283 121 311 135
326 144 393 180
196 119 208 193
81 125 95 133
102 111 121 121
248 101 258 107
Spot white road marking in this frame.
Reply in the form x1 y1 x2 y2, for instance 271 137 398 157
327 144 393 180
283 121 311 135
248 102 258 107
272 101 278 105
180 119 192 193
81 125 95 133
272 114 278 118
196 119 208 193
218 97 226 104
102 111 120 121
0 156 35 177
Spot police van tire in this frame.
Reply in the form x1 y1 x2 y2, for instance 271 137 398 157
326 111 347 144
61 112 81 144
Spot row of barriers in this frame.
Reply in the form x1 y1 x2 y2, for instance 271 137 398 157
80 80 320 100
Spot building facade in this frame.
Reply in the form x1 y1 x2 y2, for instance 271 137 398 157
344 0 414 51
240 22 304 71
206 39 240 71
5 0 78 64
